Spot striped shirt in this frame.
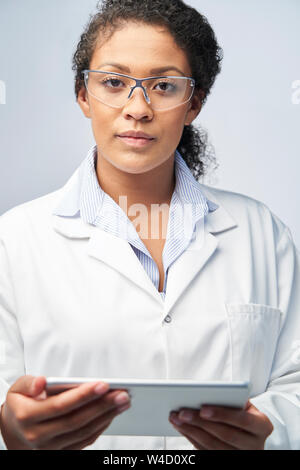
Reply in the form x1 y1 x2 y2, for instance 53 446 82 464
56 145 218 301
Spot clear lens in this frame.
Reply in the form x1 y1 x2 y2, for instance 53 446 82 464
85 71 194 110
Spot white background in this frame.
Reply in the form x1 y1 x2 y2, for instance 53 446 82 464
0 0 299 245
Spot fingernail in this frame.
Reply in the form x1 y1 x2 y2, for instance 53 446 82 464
114 392 130 406
94 383 109 395
169 413 182 426
35 390 47 401
200 407 213 418
179 410 193 422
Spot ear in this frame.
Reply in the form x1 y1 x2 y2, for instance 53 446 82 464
77 86 91 118
184 89 203 126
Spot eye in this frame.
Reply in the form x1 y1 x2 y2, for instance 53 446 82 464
154 81 177 92
101 78 125 88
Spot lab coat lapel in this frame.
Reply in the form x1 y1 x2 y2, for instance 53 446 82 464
87 228 163 300
52 214 161 300
52 170 238 306
163 197 238 314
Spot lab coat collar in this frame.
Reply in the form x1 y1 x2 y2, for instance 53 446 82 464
52 157 237 310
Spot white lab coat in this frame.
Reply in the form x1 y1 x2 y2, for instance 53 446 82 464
0 165 299 450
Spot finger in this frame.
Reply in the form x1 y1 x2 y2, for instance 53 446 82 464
31 389 130 442
176 410 258 450
60 428 106 450
169 415 205 450
21 381 111 423
10 375 47 398
170 421 237 450
244 399 253 411
44 403 130 450
199 404 268 436
178 430 206 451
35 390 47 401
60 423 110 450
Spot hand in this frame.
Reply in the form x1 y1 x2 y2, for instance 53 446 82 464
0 375 131 450
169 400 273 450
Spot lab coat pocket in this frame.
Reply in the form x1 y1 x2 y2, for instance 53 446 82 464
225 303 283 396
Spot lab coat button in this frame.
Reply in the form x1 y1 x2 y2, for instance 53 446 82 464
164 315 172 323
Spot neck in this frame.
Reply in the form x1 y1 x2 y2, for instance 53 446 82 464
95 153 176 213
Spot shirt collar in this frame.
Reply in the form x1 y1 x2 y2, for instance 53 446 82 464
53 144 219 221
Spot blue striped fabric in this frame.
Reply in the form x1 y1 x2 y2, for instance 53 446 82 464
80 145 219 300
58 145 219 301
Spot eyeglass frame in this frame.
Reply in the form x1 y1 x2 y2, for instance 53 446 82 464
82 69 196 111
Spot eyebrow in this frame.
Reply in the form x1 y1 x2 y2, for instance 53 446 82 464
95 62 186 76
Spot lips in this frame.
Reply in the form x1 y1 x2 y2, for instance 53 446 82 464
117 131 155 140
119 137 154 141
117 135 155 148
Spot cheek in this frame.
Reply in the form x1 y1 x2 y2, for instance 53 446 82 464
162 116 186 143
90 109 115 137
166 113 186 132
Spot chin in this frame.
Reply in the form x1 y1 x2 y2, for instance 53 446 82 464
112 157 157 174
120 165 155 175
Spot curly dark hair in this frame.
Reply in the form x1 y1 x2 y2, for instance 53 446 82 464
72 0 223 180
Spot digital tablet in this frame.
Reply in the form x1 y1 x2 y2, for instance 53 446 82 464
46 377 250 437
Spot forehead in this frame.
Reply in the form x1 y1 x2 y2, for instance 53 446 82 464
90 22 191 75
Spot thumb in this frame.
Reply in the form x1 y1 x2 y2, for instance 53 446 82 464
244 399 261 416
10 375 47 398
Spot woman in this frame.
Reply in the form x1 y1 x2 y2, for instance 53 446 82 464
0 0 299 450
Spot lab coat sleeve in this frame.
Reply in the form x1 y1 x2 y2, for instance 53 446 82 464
249 222 300 449
0 236 26 450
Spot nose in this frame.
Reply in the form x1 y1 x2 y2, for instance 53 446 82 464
128 82 150 103
122 86 153 119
